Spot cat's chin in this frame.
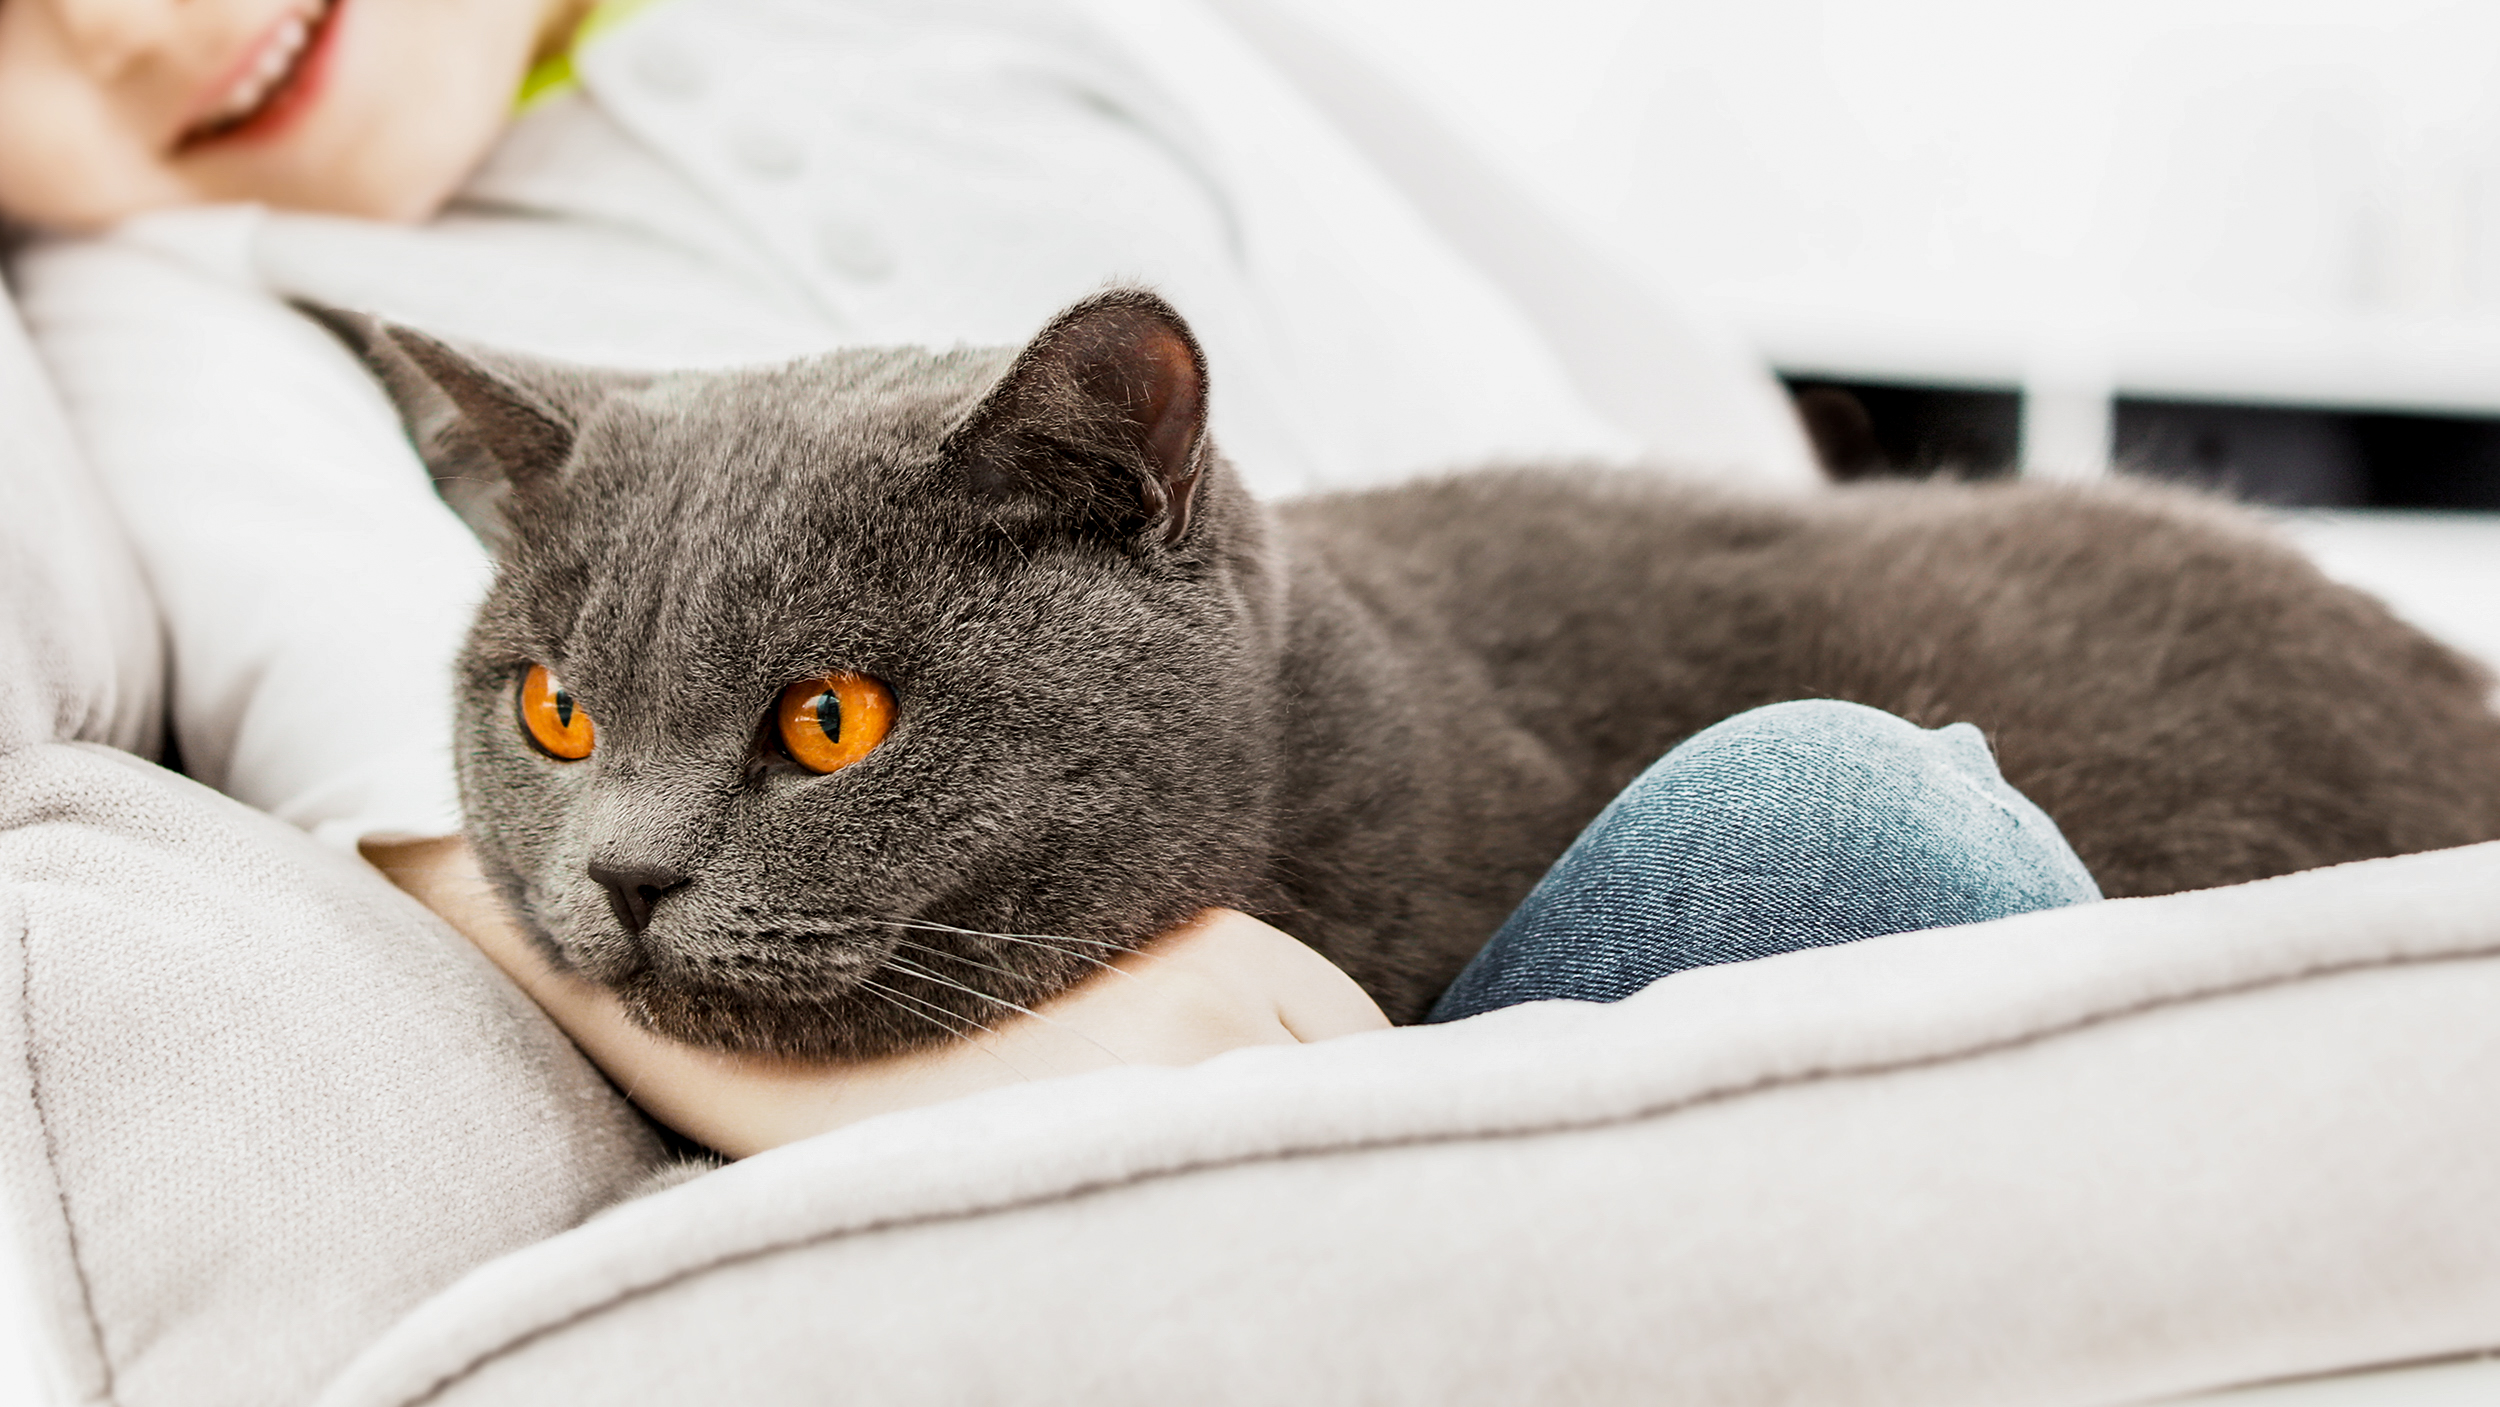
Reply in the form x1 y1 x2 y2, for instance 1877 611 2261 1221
616 976 978 1061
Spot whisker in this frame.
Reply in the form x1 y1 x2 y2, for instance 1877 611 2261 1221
853 983 971 1045
880 956 1040 1018
876 917 1130 953
874 921 1144 984
884 928 1139 983
857 976 999 1039
888 937 1046 988
881 955 1128 1066
854 980 1038 1083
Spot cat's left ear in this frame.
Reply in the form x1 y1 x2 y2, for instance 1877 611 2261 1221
947 289 1212 549
300 304 646 550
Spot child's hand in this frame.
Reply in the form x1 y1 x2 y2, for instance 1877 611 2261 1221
365 838 1388 1158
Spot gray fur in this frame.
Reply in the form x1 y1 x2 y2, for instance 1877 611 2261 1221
323 290 2500 1058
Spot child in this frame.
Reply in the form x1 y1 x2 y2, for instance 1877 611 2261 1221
0 0 2095 1157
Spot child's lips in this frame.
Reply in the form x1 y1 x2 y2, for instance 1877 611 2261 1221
176 0 340 152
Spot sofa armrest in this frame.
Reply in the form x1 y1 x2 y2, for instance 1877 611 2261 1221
320 843 2500 1407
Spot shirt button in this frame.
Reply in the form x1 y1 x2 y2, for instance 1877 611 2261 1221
816 221 895 281
632 47 705 100
732 130 806 180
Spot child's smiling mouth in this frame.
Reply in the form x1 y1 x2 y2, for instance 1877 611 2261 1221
177 0 344 152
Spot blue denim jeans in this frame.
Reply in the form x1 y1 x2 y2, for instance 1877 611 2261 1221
1428 699 2102 1022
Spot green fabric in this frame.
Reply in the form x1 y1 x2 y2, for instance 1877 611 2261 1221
517 0 669 111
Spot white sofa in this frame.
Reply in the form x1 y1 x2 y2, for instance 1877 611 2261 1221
6 9 2500 1404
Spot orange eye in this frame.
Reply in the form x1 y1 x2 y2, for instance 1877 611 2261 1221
517 664 596 760
776 672 895 774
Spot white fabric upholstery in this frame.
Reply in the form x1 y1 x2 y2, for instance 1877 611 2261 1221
317 843 2500 1407
0 746 670 1407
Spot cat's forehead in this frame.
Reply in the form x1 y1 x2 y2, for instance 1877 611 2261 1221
632 345 1011 455
488 344 1024 674
543 345 1006 532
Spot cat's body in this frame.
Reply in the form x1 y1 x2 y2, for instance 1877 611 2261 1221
321 291 2500 1052
1262 471 2500 1011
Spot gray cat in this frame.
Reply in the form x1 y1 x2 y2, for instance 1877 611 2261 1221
317 290 2500 1059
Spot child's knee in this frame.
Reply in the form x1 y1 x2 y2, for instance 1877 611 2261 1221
1616 699 2018 849
1666 698 1965 786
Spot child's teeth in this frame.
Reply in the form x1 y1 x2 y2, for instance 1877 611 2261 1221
208 11 316 127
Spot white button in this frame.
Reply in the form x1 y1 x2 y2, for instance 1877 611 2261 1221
632 46 705 100
816 221 895 281
732 130 805 180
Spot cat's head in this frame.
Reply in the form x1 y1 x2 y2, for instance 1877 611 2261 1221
319 291 1286 1058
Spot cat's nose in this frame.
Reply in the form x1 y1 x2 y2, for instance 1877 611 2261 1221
587 861 690 936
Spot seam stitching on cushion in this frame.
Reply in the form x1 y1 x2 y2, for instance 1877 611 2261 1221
11 886 119 1404
382 943 2500 1407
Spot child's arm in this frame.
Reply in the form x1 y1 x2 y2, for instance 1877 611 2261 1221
367 837 1389 1158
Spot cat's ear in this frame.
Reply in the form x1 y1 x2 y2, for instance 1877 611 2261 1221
947 289 1212 549
300 304 643 550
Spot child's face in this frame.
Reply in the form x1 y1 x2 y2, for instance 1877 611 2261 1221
0 0 582 230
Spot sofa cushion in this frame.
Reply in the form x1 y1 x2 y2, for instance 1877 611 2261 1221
316 842 2500 1407
0 743 667 1407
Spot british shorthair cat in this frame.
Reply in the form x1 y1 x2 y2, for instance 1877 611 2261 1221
318 290 2500 1058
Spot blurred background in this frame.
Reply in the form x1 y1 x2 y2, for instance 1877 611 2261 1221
1273 0 2500 509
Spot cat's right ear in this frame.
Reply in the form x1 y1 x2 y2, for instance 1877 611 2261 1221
944 289 1214 551
299 304 637 553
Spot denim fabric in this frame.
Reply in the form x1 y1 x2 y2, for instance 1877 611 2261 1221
1428 699 2102 1022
